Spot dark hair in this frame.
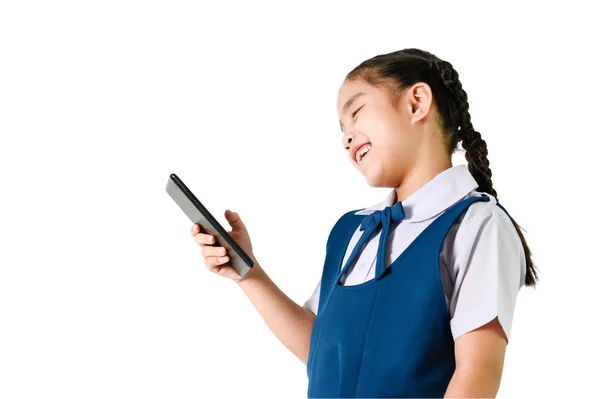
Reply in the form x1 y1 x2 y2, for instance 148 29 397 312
345 48 539 287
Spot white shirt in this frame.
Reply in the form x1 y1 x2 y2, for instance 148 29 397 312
302 164 526 342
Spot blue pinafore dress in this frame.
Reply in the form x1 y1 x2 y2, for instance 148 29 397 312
306 194 509 398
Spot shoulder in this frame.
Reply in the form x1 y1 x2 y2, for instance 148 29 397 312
325 208 364 250
460 191 517 236
448 191 526 286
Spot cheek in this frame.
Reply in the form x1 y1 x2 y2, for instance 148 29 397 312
388 127 415 151
373 133 411 166
374 128 404 153
363 119 409 161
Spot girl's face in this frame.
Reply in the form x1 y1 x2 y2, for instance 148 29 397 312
337 79 434 188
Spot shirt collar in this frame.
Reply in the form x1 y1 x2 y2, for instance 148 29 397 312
354 164 480 223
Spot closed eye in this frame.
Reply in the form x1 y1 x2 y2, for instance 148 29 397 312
352 105 364 118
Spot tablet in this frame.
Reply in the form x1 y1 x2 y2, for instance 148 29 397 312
166 173 254 278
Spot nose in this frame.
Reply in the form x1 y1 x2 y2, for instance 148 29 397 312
342 133 353 150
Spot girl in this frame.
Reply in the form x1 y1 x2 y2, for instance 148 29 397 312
191 48 538 398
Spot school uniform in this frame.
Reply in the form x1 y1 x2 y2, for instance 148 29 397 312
303 164 526 398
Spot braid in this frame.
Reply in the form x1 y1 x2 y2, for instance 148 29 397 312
428 58 539 286
429 60 497 199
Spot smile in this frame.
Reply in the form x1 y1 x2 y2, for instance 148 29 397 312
356 143 371 164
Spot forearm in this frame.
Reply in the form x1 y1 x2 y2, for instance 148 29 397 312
236 263 316 364
444 366 501 398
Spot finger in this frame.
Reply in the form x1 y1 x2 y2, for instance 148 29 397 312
202 245 227 258
191 223 201 235
194 233 215 246
206 255 230 269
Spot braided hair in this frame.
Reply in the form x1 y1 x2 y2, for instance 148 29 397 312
345 48 539 287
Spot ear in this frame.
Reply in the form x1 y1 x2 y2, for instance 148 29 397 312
407 82 433 123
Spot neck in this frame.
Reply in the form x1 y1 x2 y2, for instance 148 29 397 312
394 155 452 203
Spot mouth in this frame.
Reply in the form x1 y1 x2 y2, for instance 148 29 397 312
355 143 372 165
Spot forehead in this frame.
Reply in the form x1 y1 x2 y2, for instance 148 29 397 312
337 80 373 116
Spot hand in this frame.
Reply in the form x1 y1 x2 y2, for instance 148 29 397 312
190 210 257 283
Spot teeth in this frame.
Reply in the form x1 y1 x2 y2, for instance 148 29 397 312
356 144 371 163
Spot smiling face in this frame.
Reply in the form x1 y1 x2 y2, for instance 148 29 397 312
337 78 441 190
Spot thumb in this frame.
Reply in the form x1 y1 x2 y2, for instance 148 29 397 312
224 209 247 232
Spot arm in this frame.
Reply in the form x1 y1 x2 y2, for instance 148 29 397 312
444 316 507 398
236 263 316 364
443 200 525 397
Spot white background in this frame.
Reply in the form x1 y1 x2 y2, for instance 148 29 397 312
1 1 598 398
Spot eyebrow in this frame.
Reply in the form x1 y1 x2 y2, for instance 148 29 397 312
339 92 366 132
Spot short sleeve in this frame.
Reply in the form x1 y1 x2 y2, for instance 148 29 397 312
448 198 526 343
302 278 321 316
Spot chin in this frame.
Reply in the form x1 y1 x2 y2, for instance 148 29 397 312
363 171 384 187
364 168 395 188
366 179 386 188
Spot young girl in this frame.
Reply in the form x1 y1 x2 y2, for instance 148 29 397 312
191 48 538 398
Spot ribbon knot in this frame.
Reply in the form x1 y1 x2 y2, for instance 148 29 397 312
336 200 406 284
359 201 406 232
